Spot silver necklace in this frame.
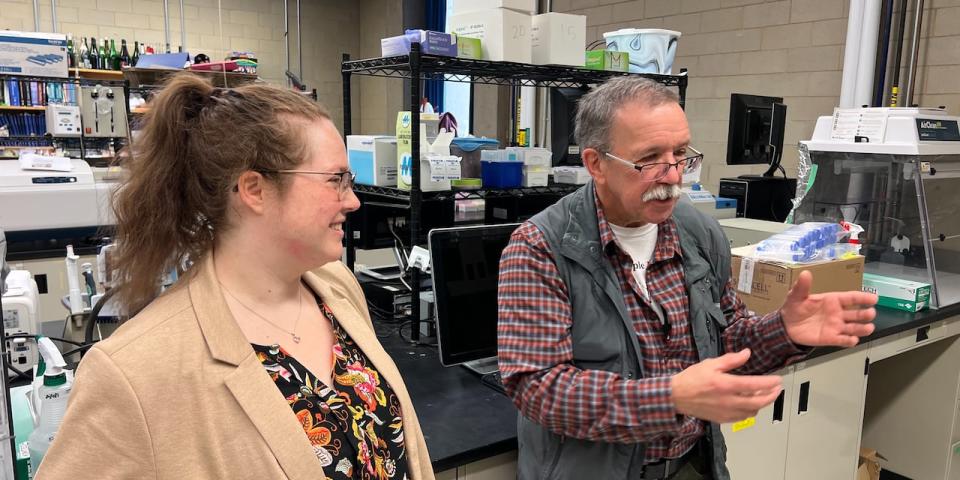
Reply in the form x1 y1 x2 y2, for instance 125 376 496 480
219 281 304 343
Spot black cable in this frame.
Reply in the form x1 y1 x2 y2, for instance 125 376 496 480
396 320 437 347
6 363 32 383
85 288 120 348
60 343 96 359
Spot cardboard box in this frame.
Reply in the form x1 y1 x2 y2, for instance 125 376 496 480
861 273 931 312
397 112 455 191
457 36 482 59
448 9 532 63
0 31 68 78
531 13 586 66
857 448 886 480
450 0 535 15
585 50 630 71
381 30 457 57
731 245 865 315
347 135 397 187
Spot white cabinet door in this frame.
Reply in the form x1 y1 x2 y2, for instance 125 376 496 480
863 335 960 480
460 452 518 480
722 367 794 480
784 347 869 480
435 468 458 480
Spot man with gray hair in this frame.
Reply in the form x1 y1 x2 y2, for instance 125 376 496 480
497 76 878 479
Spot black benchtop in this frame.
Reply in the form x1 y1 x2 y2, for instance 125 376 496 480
808 301 960 360
376 303 960 472
375 323 518 473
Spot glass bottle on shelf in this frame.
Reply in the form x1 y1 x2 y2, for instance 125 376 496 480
132 41 140 67
79 37 89 69
99 39 108 70
89 37 100 70
67 34 75 68
109 39 119 70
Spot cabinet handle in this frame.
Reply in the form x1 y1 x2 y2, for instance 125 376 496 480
917 325 930 342
798 381 810 415
773 389 785 423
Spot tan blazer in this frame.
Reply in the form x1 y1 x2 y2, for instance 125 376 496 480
37 255 435 480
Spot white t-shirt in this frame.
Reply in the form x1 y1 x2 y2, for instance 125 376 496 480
608 222 659 300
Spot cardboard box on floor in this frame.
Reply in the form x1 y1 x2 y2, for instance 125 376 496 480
857 448 886 480
731 245 865 315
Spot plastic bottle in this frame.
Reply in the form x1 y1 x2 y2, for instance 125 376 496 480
28 337 73 477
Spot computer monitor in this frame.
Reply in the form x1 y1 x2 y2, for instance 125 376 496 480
428 223 519 370
550 87 588 166
726 93 787 177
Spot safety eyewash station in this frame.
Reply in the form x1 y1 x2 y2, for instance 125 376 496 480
3 0 960 479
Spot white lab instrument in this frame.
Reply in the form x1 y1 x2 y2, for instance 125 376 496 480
44 104 82 137
2 270 40 370
79 85 128 138
64 246 83 315
0 159 112 232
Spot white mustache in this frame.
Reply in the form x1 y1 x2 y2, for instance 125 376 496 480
642 184 682 202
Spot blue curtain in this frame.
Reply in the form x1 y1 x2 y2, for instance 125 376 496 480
423 0 445 113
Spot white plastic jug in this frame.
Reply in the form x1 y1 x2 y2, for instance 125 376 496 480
603 28 681 75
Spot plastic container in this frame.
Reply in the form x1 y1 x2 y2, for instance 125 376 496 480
28 337 72 477
481 160 523 188
451 137 499 179
602 28 680 74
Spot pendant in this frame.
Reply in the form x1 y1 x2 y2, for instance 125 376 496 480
292 333 301 343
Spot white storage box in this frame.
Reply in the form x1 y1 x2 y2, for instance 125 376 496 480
553 166 591 185
532 13 586 66
523 167 549 187
450 0 535 15
521 147 552 168
347 135 398 187
448 9 532 63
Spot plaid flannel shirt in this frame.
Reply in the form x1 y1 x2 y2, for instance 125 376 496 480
497 196 808 462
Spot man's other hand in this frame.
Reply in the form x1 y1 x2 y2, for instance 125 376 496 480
671 349 783 423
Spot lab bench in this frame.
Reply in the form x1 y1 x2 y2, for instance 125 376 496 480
378 303 960 479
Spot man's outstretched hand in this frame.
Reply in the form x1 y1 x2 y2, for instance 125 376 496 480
780 270 878 348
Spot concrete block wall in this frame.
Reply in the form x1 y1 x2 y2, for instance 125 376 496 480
0 0 402 133
553 0 960 195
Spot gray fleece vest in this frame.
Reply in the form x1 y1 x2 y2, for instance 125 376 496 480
518 181 732 480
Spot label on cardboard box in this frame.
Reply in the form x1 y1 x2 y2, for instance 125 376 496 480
738 257 756 295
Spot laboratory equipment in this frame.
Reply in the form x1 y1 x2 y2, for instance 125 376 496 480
2 270 39 371
43 105 82 138
79 85 128 138
794 107 960 308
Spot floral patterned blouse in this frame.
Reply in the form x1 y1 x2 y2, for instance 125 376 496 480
252 302 408 480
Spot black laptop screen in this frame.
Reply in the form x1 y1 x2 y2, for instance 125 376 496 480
428 224 519 366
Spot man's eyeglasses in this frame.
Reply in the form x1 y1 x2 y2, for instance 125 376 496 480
604 146 704 182
261 169 356 198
